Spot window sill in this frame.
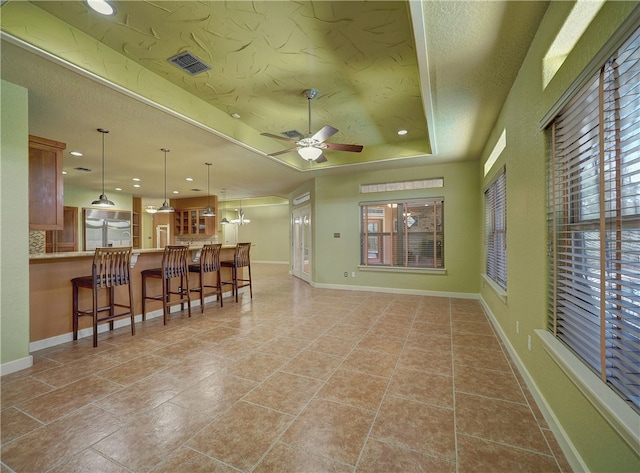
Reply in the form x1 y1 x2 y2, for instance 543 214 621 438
358 265 447 275
481 273 507 304
536 329 640 456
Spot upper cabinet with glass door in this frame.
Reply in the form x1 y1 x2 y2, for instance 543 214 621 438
174 208 216 236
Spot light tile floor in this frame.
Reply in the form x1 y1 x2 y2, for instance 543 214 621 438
1 263 572 472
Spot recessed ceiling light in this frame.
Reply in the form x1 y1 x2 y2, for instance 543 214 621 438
133 184 141 188
231 112 241 119
132 177 141 182
114 187 122 191
397 129 408 136
172 190 179 194
62 171 68 175
86 0 115 16
185 177 194 182
70 151 83 157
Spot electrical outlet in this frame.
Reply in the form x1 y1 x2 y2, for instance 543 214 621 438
344 272 348 277
527 335 532 351
516 321 520 334
351 272 356 278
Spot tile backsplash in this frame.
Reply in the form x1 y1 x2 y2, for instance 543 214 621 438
29 231 46 254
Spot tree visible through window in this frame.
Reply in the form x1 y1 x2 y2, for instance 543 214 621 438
360 199 444 269
547 26 640 412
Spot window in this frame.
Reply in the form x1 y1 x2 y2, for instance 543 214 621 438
547 27 640 412
485 169 507 290
360 199 444 269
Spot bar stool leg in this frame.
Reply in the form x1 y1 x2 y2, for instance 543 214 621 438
73 282 79 341
142 273 147 321
92 285 99 348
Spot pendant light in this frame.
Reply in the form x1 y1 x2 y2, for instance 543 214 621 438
220 188 230 224
202 162 215 217
230 198 251 225
157 148 174 213
91 128 115 207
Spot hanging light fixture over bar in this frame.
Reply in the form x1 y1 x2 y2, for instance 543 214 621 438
202 162 215 217
220 188 230 224
157 148 174 213
91 128 115 207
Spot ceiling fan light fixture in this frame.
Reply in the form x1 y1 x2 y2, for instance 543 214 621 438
298 146 323 161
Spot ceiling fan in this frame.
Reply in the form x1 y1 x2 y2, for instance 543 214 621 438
261 88 364 163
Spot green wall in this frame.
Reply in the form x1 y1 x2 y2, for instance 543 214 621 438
313 161 481 294
479 2 640 471
236 203 290 263
0 80 31 371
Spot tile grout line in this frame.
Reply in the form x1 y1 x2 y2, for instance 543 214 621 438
352 297 421 471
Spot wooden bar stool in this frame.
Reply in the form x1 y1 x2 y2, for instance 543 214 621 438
189 243 224 312
71 247 135 347
220 242 252 303
141 245 191 325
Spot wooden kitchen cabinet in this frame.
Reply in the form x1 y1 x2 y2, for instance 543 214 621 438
132 197 141 249
45 206 78 253
29 135 66 230
174 209 216 236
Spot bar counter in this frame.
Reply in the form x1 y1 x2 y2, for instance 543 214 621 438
29 246 238 344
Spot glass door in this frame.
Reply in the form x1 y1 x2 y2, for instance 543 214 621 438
292 205 311 283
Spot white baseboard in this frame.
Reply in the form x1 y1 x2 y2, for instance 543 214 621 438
311 281 478 300
27 295 220 353
478 296 587 473
1 355 34 376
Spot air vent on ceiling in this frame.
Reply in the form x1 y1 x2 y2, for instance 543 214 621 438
282 130 304 139
74 167 92 172
168 51 211 76
190 188 202 192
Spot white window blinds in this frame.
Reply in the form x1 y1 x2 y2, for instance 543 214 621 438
485 169 507 290
548 26 640 412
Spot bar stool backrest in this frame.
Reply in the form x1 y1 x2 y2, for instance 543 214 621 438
235 242 251 267
93 247 133 288
162 245 189 278
200 244 222 272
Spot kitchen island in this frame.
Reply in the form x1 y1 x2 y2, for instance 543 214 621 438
29 246 239 347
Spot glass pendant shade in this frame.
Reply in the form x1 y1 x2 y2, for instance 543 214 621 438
92 128 115 207
157 148 174 213
298 146 322 161
202 162 215 217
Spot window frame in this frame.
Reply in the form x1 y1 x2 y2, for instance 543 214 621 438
359 198 445 272
484 168 507 292
547 25 640 414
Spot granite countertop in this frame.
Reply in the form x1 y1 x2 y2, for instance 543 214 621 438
29 245 235 260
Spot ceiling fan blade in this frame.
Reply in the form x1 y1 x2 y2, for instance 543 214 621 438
268 147 299 157
311 125 338 143
261 132 297 143
315 154 328 163
324 142 364 153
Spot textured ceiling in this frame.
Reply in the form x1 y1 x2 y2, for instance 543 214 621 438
0 0 549 201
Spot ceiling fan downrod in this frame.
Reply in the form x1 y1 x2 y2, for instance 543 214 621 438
303 88 319 136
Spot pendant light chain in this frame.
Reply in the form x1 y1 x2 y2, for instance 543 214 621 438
203 162 215 217
91 128 114 207
101 129 106 195
158 148 174 213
